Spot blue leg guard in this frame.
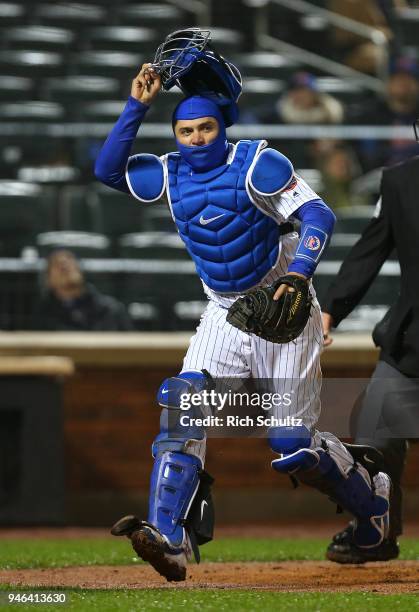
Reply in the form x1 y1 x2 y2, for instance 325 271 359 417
109 371 212 582
148 370 211 547
111 451 201 582
270 426 390 548
148 451 201 547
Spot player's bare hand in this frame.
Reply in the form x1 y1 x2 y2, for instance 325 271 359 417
273 272 308 301
322 312 334 347
131 63 161 105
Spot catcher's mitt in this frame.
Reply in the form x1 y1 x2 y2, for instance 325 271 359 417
226 274 312 343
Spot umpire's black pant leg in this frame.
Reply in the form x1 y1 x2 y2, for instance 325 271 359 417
352 360 412 539
355 435 407 538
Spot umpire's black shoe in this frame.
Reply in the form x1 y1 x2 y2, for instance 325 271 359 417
326 523 399 564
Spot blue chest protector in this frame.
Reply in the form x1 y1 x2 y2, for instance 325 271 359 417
167 140 280 293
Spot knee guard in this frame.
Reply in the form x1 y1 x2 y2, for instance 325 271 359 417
157 370 210 410
153 370 212 463
269 426 390 548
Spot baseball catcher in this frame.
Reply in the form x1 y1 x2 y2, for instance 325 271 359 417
95 28 392 581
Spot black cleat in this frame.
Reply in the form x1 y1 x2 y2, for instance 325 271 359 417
327 523 399 564
111 516 191 582
110 514 140 537
130 522 190 582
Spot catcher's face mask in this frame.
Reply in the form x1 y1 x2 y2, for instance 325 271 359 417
152 27 242 127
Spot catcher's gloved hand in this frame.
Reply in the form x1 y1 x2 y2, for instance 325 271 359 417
226 274 312 343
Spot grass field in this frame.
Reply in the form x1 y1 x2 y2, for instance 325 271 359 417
0 536 418 611
1 537 419 569
1 587 419 612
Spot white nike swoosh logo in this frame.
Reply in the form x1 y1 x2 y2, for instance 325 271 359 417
199 213 225 225
161 389 169 394
363 453 374 464
200 499 208 520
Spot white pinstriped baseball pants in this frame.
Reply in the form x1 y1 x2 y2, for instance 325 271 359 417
181 298 356 473
182 298 323 431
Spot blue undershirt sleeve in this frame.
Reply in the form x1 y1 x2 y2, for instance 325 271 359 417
94 96 150 193
287 198 336 278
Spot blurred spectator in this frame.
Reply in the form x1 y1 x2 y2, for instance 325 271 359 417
278 73 345 124
316 142 367 209
353 56 419 169
34 250 133 331
327 0 402 75
245 72 344 125
371 57 419 121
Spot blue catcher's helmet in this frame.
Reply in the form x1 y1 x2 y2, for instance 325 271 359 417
152 28 242 127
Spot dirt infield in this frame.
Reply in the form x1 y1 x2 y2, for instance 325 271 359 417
1 561 418 593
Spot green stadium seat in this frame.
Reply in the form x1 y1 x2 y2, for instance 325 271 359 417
173 299 208 331
0 50 64 77
118 255 203 331
0 75 34 101
90 183 145 242
4 26 75 50
0 133 73 177
0 265 39 330
0 181 45 256
209 28 244 55
117 231 203 330
76 100 125 122
0 101 65 121
44 76 120 108
126 300 160 330
316 77 365 105
141 206 175 233
17 165 80 185
337 305 389 333
239 78 285 109
34 3 107 28
147 87 184 122
232 52 303 80
323 233 360 261
314 260 399 307
116 3 185 32
36 230 111 258
59 185 103 233
70 50 140 81
86 26 158 52
0 2 26 25
334 206 375 234
118 232 188 259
